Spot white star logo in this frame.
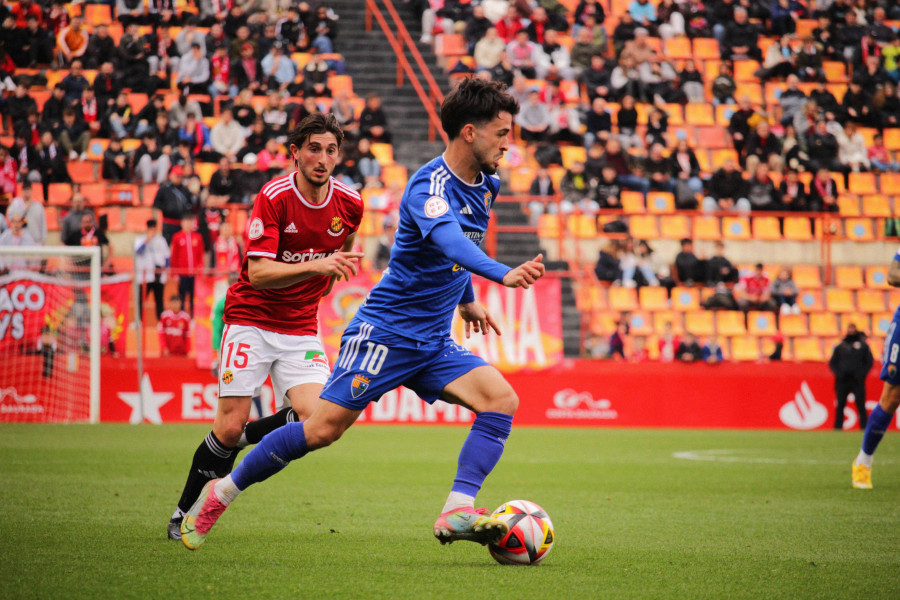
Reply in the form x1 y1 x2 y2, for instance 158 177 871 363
118 373 174 424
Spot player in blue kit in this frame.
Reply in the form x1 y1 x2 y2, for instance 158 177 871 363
852 249 900 489
180 78 546 550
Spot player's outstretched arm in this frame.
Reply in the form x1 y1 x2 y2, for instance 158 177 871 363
502 254 545 289
888 258 900 287
248 252 364 290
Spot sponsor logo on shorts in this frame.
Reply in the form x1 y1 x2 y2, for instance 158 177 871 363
305 351 329 366
222 370 233 384
351 374 370 398
424 196 449 218
328 216 344 237
248 218 264 240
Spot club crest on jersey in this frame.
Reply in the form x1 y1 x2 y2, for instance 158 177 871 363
351 374 370 398
248 218 264 240
484 191 492 208
328 216 344 237
222 370 233 384
424 196 449 218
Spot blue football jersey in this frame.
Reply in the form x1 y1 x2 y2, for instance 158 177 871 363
354 155 501 340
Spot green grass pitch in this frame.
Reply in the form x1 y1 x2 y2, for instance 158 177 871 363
2 424 899 599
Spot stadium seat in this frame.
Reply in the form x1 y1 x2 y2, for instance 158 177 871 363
733 60 760 82
559 146 586 169
793 265 823 288
664 37 693 59
68 161 94 184
628 215 659 239
647 192 675 214
839 313 870 334
693 215 721 240
609 287 638 312
660 215 691 239
697 127 730 150
866 265 890 289
798 289 824 312
537 214 561 238
79 183 106 206
140 184 159 207
653 311 685 334
685 311 715 336
508 166 534 193
748 311 777 336
873 313 893 337
692 38 720 60
779 313 809 336
621 191 645 213
861 195 892 217
84 3 111 26
569 214 597 238
98 207 123 232
590 310 619 335
85 138 109 162
124 207 154 232
857 289 887 313
825 288 855 313
810 312 840 337
844 218 874 241
783 217 813 241
722 216 751 240
834 265 864 289
837 194 861 216
752 216 781 240
716 311 746 336
730 336 761 361
434 34 466 57
639 286 669 311
370 143 394 165
671 287 700 311
793 337 825 361
884 130 900 152
761 335 792 360
685 103 715 127
711 149 739 168
628 311 654 336
327 75 353 98
382 164 408 187
45 208 59 232
822 61 847 82
47 183 73 206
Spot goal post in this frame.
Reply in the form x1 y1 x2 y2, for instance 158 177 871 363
0 246 101 423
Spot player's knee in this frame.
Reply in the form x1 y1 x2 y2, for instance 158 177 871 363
485 387 518 416
215 420 245 447
304 421 347 450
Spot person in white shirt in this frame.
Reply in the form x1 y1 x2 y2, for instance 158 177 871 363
7 185 47 245
0 206 38 272
134 218 171 320
210 108 246 162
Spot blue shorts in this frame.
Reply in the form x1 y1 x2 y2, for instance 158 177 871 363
881 306 900 385
320 318 490 411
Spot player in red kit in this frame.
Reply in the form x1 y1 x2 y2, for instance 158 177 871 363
167 113 364 540
169 214 205 315
159 295 191 356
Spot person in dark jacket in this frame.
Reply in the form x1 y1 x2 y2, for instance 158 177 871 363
153 165 195 243
830 324 874 430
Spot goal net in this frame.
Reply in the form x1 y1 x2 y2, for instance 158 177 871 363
0 246 101 423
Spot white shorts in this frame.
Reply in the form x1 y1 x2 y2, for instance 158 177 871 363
218 324 330 404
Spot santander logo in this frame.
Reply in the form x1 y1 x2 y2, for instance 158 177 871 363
779 381 828 430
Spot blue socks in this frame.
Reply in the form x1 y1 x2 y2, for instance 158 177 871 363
862 405 894 456
231 421 309 491
452 412 513 497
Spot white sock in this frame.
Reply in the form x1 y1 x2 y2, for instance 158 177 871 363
855 450 874 468
214 475 242 506
442 491 475 514
171 507 185 520
236 431 249 449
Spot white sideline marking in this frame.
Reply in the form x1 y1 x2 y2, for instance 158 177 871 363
673 449 896 466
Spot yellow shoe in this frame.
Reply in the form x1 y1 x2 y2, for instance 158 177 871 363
852 462 872 489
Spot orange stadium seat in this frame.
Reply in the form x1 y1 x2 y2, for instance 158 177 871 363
654 311 685 334
629 215 659 239
85 138 109 162
697 127 730 150
664 37 693 59
748 311 777 336
98 207 123 232
822 61 847 82
837 194 861 216
793 337 825 361
752 216 781 240
733 60 760 82
327 75 353 98
639 286 669 311
647 192 674 214
628 311 654 336
716 311 746 337
124 207 154 232
568 214 597 238
68 161 95 184
762 335 793 360
840 313 870 334
79 183 106 206
862 195 892 217
671 287 700 311
866 266 890 289
884 130 900 152
609 287 638 312
693 38 720 60
834 265 864 289
370 143 394 165
46 183 72 206
873 313 893 337
730 336 761 361
779 313 809 336
382 164 408 187
685 311 715 337
140 184 159 207
810 312 840 337
559 145 586 169
660 215 691 239
722 216 751 240
685 103 715 127
857 289 887 313
798 289 824 312
844 218 874 241
825 288 855 313
783 217 813 241
590 311 619 336
793 265 823 288
537 214 561 238
621 191 645 213
693 215 721 240
107 184 139 206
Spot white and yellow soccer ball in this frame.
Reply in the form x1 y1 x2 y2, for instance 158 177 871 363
487 500 554 565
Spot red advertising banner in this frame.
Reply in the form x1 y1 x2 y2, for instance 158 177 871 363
98 357 890 431
0 273 131 422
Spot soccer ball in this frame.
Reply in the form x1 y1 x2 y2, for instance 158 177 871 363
487 500 554 565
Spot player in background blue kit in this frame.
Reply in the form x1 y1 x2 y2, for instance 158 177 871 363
852 249 900 489
181 78 546 550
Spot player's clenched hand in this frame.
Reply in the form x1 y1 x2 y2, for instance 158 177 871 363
458 301 502 338
502 254 545 289
312 252 365 281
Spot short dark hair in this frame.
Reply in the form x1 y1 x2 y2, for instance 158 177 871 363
147 219 157 228
288 112 344 150
440 78 519 140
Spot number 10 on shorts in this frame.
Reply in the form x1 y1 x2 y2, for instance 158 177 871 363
357 342 388 375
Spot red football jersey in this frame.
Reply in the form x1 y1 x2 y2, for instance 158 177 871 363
225 173 364 335
159 310 192 355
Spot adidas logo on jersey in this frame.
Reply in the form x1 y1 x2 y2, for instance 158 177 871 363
284 222 298 233
460 204 473 215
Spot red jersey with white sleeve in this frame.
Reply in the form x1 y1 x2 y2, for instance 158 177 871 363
225 172 364 335
159 309 192 355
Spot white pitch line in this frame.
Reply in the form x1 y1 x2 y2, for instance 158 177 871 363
673 449 896 465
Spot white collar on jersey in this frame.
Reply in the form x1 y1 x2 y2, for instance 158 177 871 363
289 171 333 209
440 154 485 188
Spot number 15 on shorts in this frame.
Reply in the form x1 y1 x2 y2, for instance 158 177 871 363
224 342 250 369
